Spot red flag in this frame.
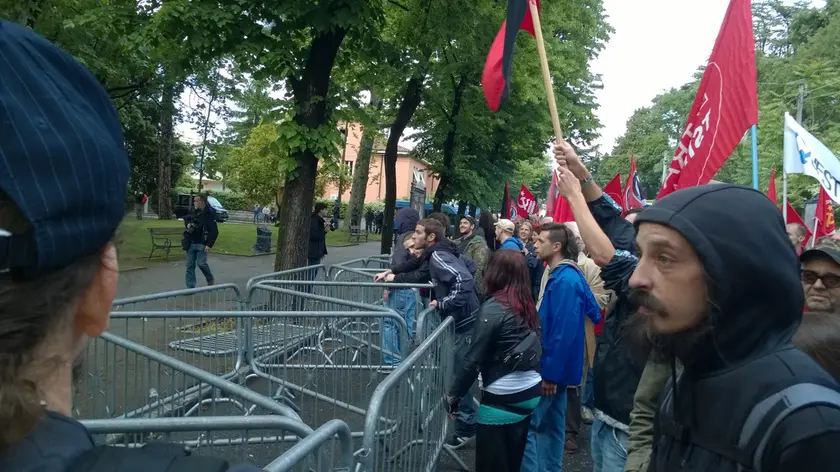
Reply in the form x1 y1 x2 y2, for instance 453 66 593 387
603 174 624 211
545 171 558 217
813 187 836 243
517 185 538 219
624 155 645 212
482 0 540 111
785 201 813 251
767 167 777 206
658 0 758 198
553 198 575 223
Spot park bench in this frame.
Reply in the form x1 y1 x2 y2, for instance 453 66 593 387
147 227 184 260
348 225 369 244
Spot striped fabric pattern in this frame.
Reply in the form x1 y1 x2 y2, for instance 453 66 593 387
0 21 128 276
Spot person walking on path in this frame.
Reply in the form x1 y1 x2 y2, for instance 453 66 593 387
447 250 543 472
521 223 600 472
184 194 218 289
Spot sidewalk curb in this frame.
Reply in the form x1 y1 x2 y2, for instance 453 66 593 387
120 266 148 273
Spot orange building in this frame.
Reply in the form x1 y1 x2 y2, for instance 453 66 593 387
321 122 439 203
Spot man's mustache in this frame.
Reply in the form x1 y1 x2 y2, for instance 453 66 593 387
628 288 667 315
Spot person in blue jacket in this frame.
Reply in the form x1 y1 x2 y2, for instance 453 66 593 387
495 219 524 251
520 223 601 472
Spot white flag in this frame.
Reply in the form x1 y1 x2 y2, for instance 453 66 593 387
783 112 840 204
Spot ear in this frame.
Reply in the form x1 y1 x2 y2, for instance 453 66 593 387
75 244 119 337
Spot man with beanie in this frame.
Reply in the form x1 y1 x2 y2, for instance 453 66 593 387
554 140 840 472
0 21 261 472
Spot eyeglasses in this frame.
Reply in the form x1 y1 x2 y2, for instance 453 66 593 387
802 270 840 289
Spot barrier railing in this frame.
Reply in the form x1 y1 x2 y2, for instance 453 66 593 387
82 416 353 471
86 260 459 471
356 317 469 472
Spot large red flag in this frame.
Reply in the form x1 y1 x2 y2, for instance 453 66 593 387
624 155 645 212
767 167 777 206
482 0 540 111
603 174 624 210
786 201 813 251
517 185 538 219
545 171 558 217
658 0 758 198
553 197 575 223
813 187 836 243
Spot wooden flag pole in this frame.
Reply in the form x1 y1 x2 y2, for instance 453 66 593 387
528 0 564 146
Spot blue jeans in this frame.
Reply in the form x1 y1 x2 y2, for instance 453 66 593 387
185 243 214 288
452 330 477 436
382 289 416 365
521 389 568 472
582 366 594 408
591 418 629 472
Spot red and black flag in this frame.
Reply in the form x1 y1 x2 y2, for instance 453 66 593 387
501 181 511 218
482 0 540 111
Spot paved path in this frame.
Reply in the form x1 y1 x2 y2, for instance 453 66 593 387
117 242 383 298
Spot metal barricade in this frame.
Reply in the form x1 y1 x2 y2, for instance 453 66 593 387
356 317 467 472
82 416 353 472
74 331 299 422
246 264 327 293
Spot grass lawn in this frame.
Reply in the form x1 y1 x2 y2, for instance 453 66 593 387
116 218 381 267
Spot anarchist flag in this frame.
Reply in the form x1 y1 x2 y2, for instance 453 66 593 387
624 155 645 212
482 0 540 111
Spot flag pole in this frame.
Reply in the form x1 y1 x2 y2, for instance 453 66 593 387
750 125 759 189
528 0 564 146
782 169 788 221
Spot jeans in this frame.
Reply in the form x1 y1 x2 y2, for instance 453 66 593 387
582 366 595 408
591 418 629 472
185 243 214 288
452 330 477 437
382 289 416 365
521 389 568 472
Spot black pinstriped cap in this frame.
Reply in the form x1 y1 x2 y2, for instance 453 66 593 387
0 21 129 277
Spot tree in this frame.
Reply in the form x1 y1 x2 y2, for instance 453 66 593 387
596 0 840 211
227 123 296 206
152 1 386 269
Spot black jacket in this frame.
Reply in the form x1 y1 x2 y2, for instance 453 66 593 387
184 206 219 248
637 185 840 472
449 297 539 399
590 195 645 426
308 213 328 260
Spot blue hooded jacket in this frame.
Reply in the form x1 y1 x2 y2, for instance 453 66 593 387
498 236 524 251
539 262 601 386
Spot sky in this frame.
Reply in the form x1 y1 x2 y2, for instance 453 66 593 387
176 0 824 154
593 0 824 154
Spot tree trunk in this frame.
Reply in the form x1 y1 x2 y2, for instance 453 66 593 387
457 200 467 215
433 73 468 212
469 206 477 217
157 80 175 220
344 91 380 231
274 28 347 271
380 75 425 255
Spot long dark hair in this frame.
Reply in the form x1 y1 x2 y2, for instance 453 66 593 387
483 250 538 332
478 211 497 251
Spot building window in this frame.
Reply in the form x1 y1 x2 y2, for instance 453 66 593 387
345 160 354 176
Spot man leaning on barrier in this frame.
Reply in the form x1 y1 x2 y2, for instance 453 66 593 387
0 21 261 472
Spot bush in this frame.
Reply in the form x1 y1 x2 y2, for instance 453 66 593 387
315 198 349 219
207 191 250 211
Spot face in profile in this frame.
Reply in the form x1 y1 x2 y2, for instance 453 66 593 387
628 223 708 335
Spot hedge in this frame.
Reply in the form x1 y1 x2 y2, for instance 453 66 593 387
314 199 387 219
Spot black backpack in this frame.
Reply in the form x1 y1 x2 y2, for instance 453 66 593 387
67 442 231 472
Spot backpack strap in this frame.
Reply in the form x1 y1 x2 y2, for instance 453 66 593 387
67 442 230 472
737 382 840 472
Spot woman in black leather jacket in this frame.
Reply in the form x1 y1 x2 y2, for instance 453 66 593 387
446 250 543 472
